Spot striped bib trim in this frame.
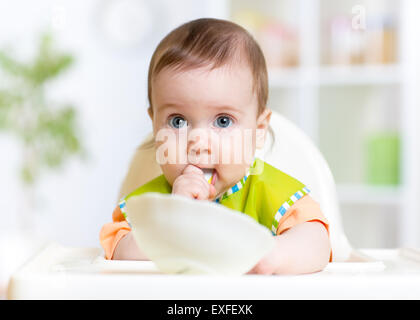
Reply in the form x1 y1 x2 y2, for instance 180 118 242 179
270 186 311 235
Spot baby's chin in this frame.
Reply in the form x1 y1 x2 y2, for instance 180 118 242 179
213 165 248 198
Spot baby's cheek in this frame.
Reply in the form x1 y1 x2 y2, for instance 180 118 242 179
217 129 256 166
155 128 190 165
218 133 241 165
161 164 184 186
215 164 248 191
155 130 178 164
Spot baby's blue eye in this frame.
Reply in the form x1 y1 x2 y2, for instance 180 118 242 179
169 116 187 129
214 115 233 128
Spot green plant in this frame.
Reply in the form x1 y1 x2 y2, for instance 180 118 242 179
0 32 85 186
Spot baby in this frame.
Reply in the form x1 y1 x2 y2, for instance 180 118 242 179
100 18 331 274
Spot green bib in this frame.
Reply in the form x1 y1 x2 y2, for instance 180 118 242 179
118 158 310 235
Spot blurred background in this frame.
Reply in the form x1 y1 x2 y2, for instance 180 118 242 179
0 0 419 297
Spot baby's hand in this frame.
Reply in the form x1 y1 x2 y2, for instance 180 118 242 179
246 254 276 275
172 165 216 200
246 239 279 275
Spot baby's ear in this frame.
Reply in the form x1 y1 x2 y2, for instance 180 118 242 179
256 108 272 149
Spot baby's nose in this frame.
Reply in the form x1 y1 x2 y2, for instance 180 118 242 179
188 134 211 156
187 128 214 160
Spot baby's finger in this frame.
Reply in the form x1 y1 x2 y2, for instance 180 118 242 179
193 182 211 200
173 178 206 199
245 264 257 274
208 184 216 200
192 176 215 200
191 174 215 200
173 170 214 200
182 164 203 176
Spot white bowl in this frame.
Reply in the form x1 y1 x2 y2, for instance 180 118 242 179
125 192 275 275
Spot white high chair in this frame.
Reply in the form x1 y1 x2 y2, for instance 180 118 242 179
7 111 420 299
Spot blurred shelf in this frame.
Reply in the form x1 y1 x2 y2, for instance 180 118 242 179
337 184 402 206
227 0 420 246
268 67 301 88
268 65 402 88
319 65 402 86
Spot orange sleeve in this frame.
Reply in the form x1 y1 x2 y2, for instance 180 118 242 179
99 205 132 260
276 194 332 262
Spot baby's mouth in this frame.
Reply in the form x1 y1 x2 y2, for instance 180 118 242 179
202 168 217 186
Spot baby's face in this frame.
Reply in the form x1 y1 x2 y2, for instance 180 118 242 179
149 62 271 198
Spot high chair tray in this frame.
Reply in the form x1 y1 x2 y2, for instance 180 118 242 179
7 242 420 299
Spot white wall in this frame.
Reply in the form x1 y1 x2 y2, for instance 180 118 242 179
0 0 223 248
